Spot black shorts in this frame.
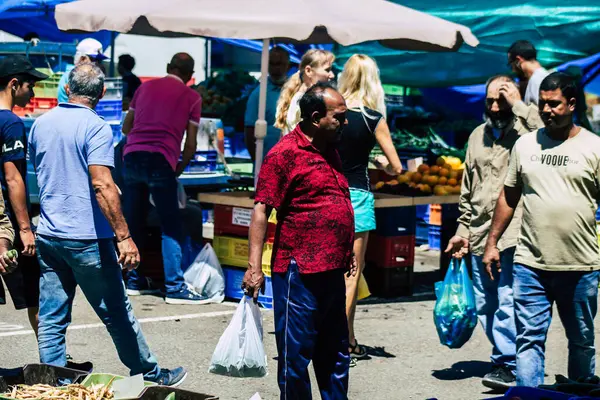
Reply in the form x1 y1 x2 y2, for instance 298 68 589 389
0 235 40 310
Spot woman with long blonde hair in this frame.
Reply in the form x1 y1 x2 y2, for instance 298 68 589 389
337 54 403 365
274 49 335 135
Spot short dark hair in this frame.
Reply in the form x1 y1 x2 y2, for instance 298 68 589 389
539 72 577 101
508 40 537 62
0 74 33 91
118 54 135 71
485 74 516 95
299 81 337 121
270 46 290 60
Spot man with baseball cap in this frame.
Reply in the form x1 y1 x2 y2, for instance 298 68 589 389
57 38 109 103
0 55 46 334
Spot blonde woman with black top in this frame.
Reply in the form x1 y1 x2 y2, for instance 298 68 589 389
337 54 403 365
274 49 335 135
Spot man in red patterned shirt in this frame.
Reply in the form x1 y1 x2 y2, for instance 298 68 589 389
243 82 356 399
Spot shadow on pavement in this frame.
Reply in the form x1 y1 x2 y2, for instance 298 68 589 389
431 360 490 381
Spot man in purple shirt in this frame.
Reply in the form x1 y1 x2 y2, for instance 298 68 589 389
122 53 204 304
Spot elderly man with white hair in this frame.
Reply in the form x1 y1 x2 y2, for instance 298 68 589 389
56 38 108 104
29 63 187 386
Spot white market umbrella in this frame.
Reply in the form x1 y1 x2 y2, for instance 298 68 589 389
56 0 479 182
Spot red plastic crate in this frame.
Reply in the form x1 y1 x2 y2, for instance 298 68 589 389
366 234 415 268
31 97 58 111
214 205 275 242
13 103 35 117
364 265 414 297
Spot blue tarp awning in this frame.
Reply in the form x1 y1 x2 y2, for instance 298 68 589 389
0 0 112 46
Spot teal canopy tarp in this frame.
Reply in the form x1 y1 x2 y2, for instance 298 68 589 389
336 1 600 87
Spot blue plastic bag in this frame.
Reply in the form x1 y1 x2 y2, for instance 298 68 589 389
433 259 477 349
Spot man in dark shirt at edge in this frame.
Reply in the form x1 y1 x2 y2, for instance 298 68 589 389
118 54 142 111
0 55 47 333
243 82 357 400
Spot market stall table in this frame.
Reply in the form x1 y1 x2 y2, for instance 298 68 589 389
198 191 460 297
198 191 459 208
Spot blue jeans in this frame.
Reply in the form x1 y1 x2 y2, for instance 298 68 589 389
513 264 599 387
471 247 517 371
272 260 350 400
36 235 160 380
123 152 185 294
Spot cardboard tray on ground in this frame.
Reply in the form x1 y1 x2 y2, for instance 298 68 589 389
0 364 90 398
80 373 156 399
138 385 218 400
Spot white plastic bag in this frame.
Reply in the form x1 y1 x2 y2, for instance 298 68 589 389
183 243 225 303
208 296 268 378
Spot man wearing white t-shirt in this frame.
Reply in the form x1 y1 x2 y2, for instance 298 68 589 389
507 40 549 107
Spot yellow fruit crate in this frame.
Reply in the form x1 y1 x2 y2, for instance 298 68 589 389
213 235 273 276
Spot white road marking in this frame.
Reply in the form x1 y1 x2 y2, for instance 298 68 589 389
0 322 25 331
0 310 236 338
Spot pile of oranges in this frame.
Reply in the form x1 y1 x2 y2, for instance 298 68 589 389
375 157 463 196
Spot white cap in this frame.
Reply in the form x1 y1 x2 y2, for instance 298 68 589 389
76 38 109 61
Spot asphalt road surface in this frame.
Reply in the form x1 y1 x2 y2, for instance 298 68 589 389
0 250 581 399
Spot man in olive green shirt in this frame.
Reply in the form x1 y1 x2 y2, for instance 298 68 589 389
484 72 600 387
446 75 543 389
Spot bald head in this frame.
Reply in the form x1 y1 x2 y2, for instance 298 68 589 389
299 82 347 144
167 52 195 83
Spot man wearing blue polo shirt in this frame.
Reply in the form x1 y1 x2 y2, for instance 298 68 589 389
244 47 290 162
30 63 186 386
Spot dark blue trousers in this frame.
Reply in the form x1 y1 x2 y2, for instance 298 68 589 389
272 260 350 400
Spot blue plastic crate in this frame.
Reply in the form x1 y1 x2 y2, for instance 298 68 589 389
109 123 122 145
416 204 429 221
416 220 429 246
182 151 218 174
96 100 123 122
428 224 441 250
223 267 273 309
375 206 416 237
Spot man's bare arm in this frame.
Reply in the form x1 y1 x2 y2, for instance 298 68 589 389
89 165 129 240
242 202 272 301
122 110 134 135
4 161 31 232
248 203 272 271
176 122 199 176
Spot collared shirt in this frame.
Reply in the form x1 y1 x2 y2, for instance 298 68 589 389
244 78 284 157
124 74 202 171
456 103 544 255
255 126 355 274
28 103 114 240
